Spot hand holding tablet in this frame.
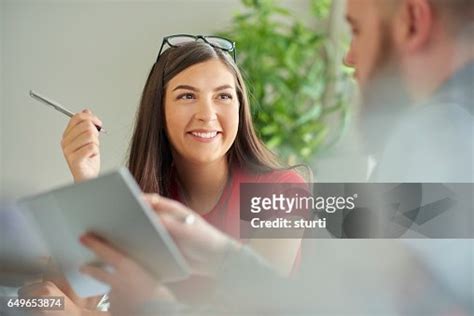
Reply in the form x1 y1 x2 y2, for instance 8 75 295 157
18 168 190 297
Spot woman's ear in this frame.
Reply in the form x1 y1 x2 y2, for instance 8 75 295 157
395 0 434 53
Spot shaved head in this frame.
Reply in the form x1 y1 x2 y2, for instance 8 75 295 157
376 0 474 35
375 0 400 19
345 0 473 103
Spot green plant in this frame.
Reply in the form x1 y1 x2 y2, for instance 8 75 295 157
219 0 350 164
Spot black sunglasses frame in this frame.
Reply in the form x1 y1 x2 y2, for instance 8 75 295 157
156 34 236 62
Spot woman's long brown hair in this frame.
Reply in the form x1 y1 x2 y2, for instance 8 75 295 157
128 42 287 196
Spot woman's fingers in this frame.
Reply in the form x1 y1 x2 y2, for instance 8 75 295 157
79 265 115 286
146 194 191 219
142 193 158 204
18 282 44 297
79 234 124 269
67 143 100 161
18 281 83 315
159 213 188 238
62 131 99 157
62 120 99 149
63 110 102 138
61 113 101 161
63 133 100 155
18 281 61 297
60 109 102 182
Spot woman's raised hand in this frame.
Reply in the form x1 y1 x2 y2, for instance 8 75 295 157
61 109 102 182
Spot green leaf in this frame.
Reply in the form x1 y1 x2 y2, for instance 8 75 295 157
260 124 279 135
295 103 322 125
217 0 350 164
267 136 283 149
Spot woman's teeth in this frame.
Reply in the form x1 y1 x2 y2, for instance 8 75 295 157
191 131 218 139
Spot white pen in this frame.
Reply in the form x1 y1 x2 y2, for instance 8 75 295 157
29 90 107 133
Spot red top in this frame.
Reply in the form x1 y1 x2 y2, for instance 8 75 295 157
170 165 306 239
167 165 307 303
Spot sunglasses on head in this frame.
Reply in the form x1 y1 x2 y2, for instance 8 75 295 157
156 34 236 62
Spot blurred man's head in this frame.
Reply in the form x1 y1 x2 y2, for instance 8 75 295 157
344 0 395 86
345 0 474 100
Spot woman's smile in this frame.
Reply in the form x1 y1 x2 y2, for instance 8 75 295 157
187 129 222 143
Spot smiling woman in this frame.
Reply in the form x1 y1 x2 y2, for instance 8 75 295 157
59 36 309 305
164 60 239 171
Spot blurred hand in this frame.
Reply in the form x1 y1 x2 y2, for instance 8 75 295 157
144 194 240 277
41 256 103 310
18 281 82 316
79 233 175 316
61 109 102 182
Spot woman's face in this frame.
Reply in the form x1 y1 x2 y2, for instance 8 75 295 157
164 59 240 165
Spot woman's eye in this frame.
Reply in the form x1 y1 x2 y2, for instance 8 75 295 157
218 93 233 100
177 93 195 100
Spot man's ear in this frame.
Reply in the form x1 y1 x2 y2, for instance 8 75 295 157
396 0 434 52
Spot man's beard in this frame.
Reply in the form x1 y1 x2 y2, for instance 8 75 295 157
357 23 411 156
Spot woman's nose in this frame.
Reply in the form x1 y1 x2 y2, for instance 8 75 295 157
194 99 217 122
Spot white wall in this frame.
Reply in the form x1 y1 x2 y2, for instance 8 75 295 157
1 0 315 198
0 0 4 198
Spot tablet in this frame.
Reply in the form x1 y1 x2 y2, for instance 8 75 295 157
0 202 49 287
18 168 190 297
